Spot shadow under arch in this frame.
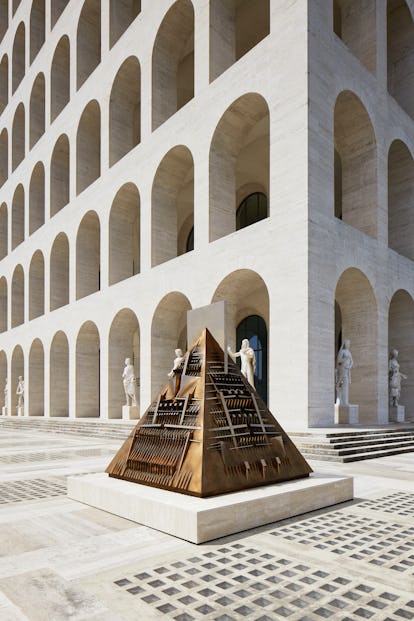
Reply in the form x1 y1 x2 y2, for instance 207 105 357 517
389 288 414 421
108 308 140 419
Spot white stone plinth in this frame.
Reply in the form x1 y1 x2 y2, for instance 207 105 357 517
16 407 23 417
122 405 139 420
389 405 405 423
335 403 359 424
1 406 6 416
67 472 353 544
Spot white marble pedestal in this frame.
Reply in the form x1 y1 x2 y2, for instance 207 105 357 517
389 405 405 423
68 472 353 544
16 406 23 417
1 406 6 416
122 405 139 420
335 403 359 424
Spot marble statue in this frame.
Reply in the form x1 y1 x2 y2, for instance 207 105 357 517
389 349 406 407
16 376 24 408
168 349 185 378
4 377 7 402
335 339 353 406
228 339 256 387
122 358 137 407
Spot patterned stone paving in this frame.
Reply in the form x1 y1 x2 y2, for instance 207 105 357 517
0 476 67 503
112 542 414 620
0 447 114 464
356 491 414 516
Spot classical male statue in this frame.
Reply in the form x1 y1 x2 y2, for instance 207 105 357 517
16 376 24 408
4 377 7 402
168 349 185 378
389 349 406 407
335 339 353 406
122 358 137 407
228 338 256 387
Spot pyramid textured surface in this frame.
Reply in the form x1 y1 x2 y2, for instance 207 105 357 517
106 330 312 497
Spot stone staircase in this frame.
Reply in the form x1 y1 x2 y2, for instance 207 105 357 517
0 416 136 441
290 426 414 462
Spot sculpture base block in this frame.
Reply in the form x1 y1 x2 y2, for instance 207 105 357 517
68 472 353 544
1 406 6 416
122 405 139 420
389 405 405 423
335 404 359 424
16 406 23 417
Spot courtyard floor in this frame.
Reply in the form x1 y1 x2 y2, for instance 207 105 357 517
0 426 413 621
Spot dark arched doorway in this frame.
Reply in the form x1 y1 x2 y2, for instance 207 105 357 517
236 314 267 403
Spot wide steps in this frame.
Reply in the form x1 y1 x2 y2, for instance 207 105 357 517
290 426 414 462
0 417 136 440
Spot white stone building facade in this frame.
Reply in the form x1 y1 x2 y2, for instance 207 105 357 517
0 0 413 429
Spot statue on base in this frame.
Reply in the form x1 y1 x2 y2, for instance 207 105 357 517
122 358 137 407
16 376 24 409
335 339 353 406
389 349 406 407
228 339 256 387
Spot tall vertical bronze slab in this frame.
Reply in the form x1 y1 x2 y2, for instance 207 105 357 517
106 330 312 497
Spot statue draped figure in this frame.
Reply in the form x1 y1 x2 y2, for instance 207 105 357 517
16 376 24 408
167 349 185 378
122 358 137 407
389 349 406 407
335 339 353 406
228 339 256 387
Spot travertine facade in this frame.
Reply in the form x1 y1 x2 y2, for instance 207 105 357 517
0 0 412 429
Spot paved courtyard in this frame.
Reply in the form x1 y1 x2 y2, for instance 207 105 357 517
0 426 413 621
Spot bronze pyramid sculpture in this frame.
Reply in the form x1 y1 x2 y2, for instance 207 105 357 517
106 329 312 497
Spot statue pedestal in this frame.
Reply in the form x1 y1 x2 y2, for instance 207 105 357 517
122 405 139 420
389 405 405 423
335 404 359 425
16 406 23 417
1 406 6 416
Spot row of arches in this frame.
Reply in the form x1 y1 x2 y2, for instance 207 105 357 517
0 269 270 417
335 89 414 261
0 0 269 133
0 91 269 260
333 0 414 122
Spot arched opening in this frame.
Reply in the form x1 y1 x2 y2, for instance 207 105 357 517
152 145 194 266
151 292 191 398
0 55 8 114
0 128 8 187
335 268 378 423
210 0 270 81
0 1 8 43
388 0 414 118
212 269 269 400
334 91 377 237
109 0 140 48
108 309 140 418
236 314 267 403
332 0 376 74
209 93 269 241
109 56 140 166
152 0 194 130
12 22 25 94
12 102 25 171
29 161 45 234
30 0 45 64
11 264 24 328
109 183 140 285
76 210 100 299
51 36 70 121
77 0 101 89
29 73 45 148
50 232 69 310
29 250 44 320
76 321 100 417
76 100 100 194
11 184 24 250
29 339 44 416
0 276 7 333
50 134 69 216
51 0 69 28
388 140 414 260
11 345 23 415
389 290 414 420
0 350 6 412
50 331 69 416
236 192 267 230
0 202 8 259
